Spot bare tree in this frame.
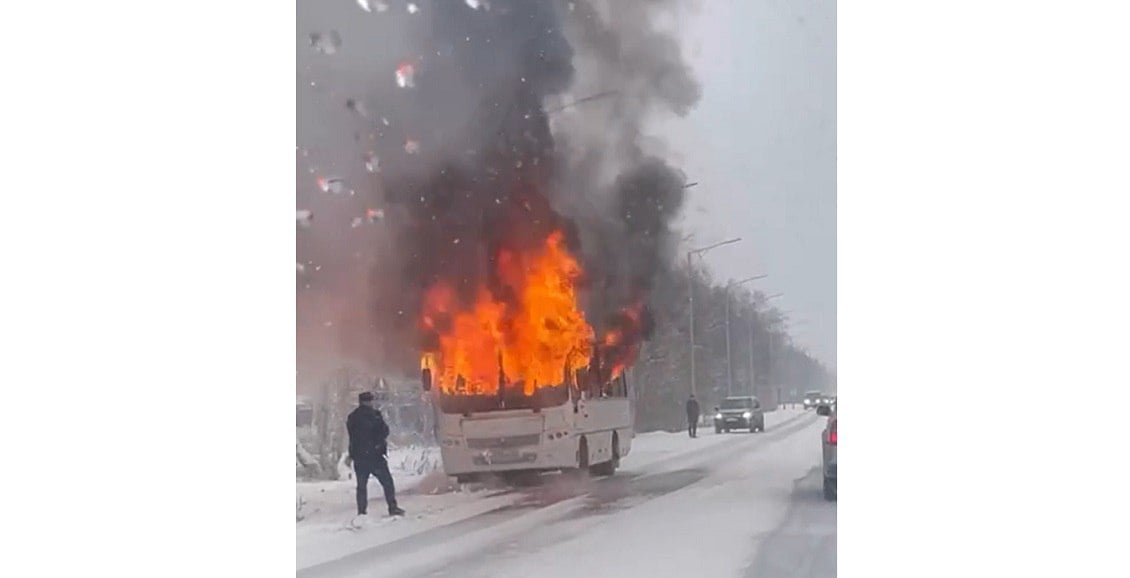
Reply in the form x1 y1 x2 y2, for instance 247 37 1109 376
305 366 374 480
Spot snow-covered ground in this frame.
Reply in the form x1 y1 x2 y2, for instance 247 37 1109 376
297 445 443 522
297 408 818 576
626 407 807 470
297 444 482 568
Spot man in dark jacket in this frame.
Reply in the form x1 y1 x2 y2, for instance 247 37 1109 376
347 392 404 517
686 394 700 438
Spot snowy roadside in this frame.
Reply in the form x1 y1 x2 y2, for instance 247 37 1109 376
297 444 522 569
297 485 520 570
626 407 807 471
296 408 810 571
297 445 444 524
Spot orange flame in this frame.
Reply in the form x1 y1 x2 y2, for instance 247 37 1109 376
420 231 594 396
602 301 645 380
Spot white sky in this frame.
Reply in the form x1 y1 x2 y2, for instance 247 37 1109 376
658 0 836 366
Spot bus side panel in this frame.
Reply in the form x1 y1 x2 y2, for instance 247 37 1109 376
575 398 631 464
575 398 631 432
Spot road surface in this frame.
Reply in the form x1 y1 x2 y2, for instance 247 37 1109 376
745 467 837 578
297 409 835 578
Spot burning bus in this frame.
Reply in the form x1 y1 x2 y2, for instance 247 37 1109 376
416 230 643 483
422 354 632 482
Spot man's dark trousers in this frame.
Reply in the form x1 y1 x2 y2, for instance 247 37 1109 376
354 456 397 515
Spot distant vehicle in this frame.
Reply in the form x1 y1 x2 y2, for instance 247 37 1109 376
713 396 765 433
817 403 837 500
816 394 836 412
803 391 823 410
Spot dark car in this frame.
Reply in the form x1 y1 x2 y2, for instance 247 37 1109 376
817 403 837 500
713 396 765 433
815 394 836 415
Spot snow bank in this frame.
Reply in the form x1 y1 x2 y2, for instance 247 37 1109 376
297 444 511 569
297 445 443 522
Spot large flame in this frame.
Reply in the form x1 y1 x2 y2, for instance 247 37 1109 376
420 230 594 396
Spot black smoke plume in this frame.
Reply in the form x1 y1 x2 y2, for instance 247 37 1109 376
356 0 701 374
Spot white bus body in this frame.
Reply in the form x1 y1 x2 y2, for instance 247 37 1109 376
431 373 634 480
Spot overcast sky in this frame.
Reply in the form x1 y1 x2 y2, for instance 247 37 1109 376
658 0 836 367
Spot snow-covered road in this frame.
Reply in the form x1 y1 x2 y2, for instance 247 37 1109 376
744 466 837 578
297 408 834 578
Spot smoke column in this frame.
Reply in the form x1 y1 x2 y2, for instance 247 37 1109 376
336 0 701 376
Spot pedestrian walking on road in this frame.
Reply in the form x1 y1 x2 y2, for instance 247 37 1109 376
346 392 405 518
686 394 701 438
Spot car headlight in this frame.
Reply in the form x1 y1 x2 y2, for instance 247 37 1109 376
714 413 723 420
742 411 752 419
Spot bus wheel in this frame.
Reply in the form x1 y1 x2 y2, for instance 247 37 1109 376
591 432 619 476
577 437 589 470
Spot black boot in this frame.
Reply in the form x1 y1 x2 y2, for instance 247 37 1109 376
389 505 405 516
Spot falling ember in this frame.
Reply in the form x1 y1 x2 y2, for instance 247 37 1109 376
364 152 380 173
395 63 415 88
317 177 346 194
404 139 420 154
366 208 384 222
296 209 313 228
420 231 595 396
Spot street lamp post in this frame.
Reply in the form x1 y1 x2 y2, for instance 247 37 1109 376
724 275 767 396
755 293 784 404
686 237 741 397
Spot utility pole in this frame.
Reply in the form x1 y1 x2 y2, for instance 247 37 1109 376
724 275 766 396
758 293 784 402
724 294 731 396
686 238 741 397
747 312 756 397
687 251 695 397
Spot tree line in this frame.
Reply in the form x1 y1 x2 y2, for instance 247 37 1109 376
629 261 834 432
